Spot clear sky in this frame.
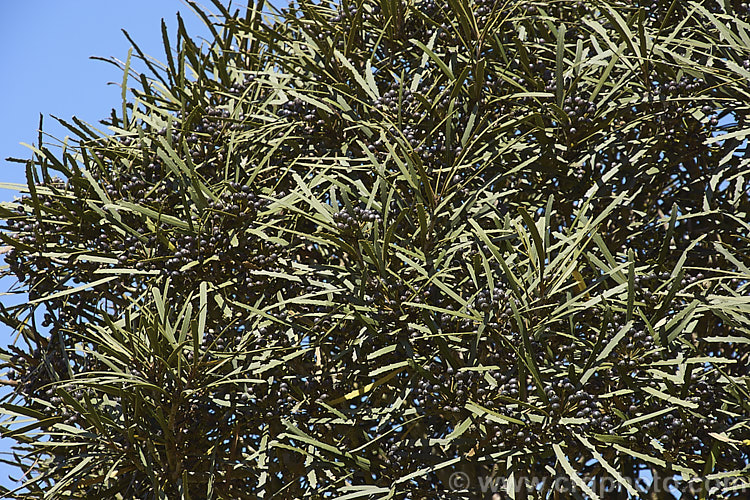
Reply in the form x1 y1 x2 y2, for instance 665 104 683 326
0 0 212 490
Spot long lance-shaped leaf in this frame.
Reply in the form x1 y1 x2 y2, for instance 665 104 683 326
552 443 601 500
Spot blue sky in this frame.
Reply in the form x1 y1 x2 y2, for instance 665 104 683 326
0 1 213 490
0 1 211 191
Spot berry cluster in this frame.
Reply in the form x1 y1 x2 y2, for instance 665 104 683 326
332 205 381 234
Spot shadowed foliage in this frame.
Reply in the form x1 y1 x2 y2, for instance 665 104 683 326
1 0 749 498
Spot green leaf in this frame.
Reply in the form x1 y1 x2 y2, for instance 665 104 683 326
552 443 601 499
576 435 640 496
642 386 699 409
408 38 455 80
555 23 566 107
465 401 525 426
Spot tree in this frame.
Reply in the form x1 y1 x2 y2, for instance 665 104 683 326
1 0 749 497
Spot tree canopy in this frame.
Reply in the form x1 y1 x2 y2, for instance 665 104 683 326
1 0 749 498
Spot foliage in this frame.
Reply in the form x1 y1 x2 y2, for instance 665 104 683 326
1 0 750 497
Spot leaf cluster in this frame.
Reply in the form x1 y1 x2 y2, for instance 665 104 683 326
0 0 749 498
